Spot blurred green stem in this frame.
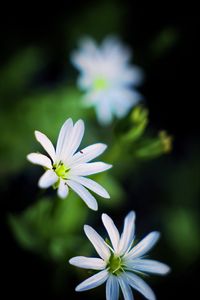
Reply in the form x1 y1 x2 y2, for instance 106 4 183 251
51 196 61 217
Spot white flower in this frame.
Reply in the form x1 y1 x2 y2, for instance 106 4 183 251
27 118 112 210
69 211 170 300
71 36 143 125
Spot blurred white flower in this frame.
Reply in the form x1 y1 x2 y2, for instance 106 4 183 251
27 118 112 210
71 36 143 125
69 211 170 300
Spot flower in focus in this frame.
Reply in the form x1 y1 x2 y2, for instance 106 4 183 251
69 211 170 299
71 36 143 125
27 118 112 210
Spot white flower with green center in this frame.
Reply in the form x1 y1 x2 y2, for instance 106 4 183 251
71 36 143 125
69 211 170 300
27 118 112 210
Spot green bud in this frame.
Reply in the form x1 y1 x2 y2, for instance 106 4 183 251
123 106 148 142
136 131 173 159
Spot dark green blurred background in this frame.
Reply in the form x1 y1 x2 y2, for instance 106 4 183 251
1 0 199 299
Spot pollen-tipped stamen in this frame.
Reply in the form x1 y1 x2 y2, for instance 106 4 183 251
53 161 70 179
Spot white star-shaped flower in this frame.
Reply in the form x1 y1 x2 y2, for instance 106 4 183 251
27 118 112 210
71 36 143 125
69 211 170 300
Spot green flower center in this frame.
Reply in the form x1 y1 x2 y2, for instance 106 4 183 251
107 255 123 275
53 161 70 180
93 76 108 91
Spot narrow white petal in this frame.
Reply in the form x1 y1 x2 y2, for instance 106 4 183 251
56 118 73 160
38 170 58 188
106 275 119 300
35 131 56 161
96 100 113 126
102 214 120 252
75 269 109 292
111 89 140 118
70 176 110 198
124 232 160 260
64 119 85 159
84 225 111 260
118 275 134 300
70 162 112 176
126 271 156 300
71 38 99 71
128 259 170 275
118 211 136 256
57 179 69 199
27 153 52 169
67 180 98 210
68 143 107 166
69 256 106 270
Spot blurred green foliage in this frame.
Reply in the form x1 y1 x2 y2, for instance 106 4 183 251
0 47 45 97
8 194 88 262
162 149 200 266
65 0 124 47
165 208 200 264
150 27 179 58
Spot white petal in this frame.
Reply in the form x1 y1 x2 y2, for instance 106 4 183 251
38 170 58 188
96 98 113 126
57 179 69 199
118 275 134 300
70 176 110 198
66 180 98 210
69 256 106 270
129 259 170 275
111 89 140 118
71 38 99 71
102 214 120 252
34 131 56 162
84 225 111 260
70 162 112 176
68 143 107 166
123 66 144 86
126 271 156 300
118 211 136 256
27 153 52 169
63 119 85 160
106 275 119 300
75 269 109 292
56 118 73 160
124 232 160 260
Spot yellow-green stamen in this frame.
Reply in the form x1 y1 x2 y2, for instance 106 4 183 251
107 254 123 275
93 77 108 91
53 161 70 180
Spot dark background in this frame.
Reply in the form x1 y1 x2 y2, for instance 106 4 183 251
1 1 199 299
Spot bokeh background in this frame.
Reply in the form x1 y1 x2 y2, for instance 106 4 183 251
1 1 199 299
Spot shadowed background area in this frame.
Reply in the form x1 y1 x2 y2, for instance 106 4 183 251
1 0 199 299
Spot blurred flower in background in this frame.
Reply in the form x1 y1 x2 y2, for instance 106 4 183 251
71 36 143 125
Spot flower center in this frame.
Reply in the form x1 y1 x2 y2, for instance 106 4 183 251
53 161 70 179
93 76 108 91
107 255 123 275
